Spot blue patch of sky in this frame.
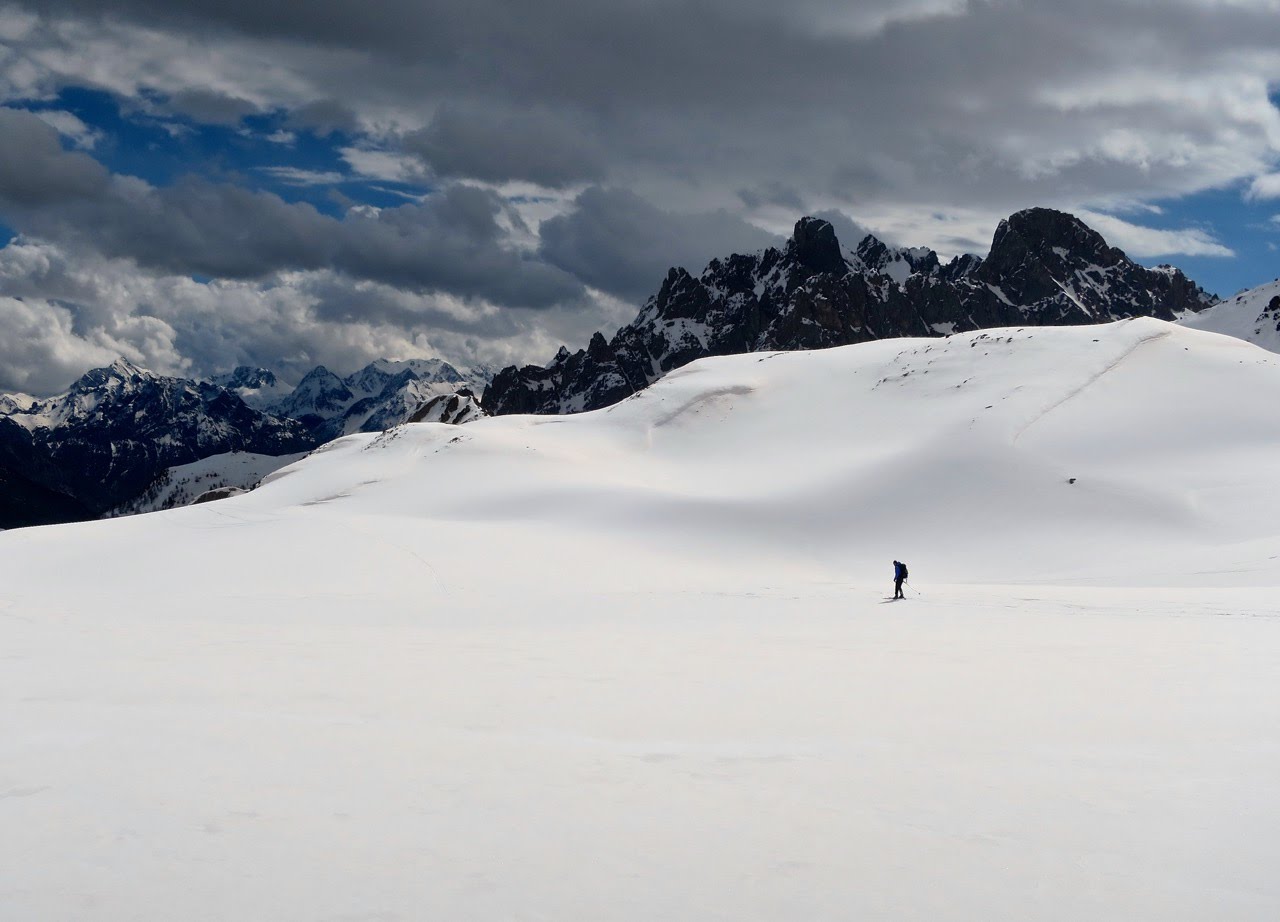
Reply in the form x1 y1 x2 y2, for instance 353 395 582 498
1124 186 1280 298
20 87 433 219
1099 87 1280 298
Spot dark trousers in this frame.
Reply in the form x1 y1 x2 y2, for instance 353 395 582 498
894 578 904 598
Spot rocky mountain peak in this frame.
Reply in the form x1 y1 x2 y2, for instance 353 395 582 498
854 233 891 265
985 207 1120 276
853 234 941 281
653 266 711 319
295 365 339 386
483 207 1218 419
73 357 153 391
787 217 846 276
216 366 278 389
406 388 487 425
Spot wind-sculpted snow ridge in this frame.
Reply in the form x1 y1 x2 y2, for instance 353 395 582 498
3 319 1280 922
484 208 1215 416
251 317 1280 586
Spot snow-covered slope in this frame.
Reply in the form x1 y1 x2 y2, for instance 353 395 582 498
2 319 1279 921
1179 277 1280 353
0 391 35 415
239 317 1280 586
105 449 311 517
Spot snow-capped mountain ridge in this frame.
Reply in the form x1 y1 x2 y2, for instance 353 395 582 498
0 354 496 528
1178 277 1280 353
268 358 493 439
483 207 1216 416
0 360 315 528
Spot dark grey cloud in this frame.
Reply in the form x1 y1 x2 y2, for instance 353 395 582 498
13 1 1280 224
0 109 583 309
404 103 606 188
3 0 1279 390
162 88 260 125
737 182 805 212
539 187 782 302
0 107 108 206
810 210 875 251
283 99 360 136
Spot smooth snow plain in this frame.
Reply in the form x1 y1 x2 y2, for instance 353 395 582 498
3 318 1279 921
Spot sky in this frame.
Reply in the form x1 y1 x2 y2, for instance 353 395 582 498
1 0 1279 395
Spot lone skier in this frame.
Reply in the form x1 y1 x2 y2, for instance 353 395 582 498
892 560 908 599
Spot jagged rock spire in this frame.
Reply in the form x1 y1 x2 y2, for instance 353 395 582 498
788 217 847 275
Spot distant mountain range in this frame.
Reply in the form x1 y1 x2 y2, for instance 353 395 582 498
483 207 1219 415
262 359 493 440
4 206 1278 530
0 357 493 529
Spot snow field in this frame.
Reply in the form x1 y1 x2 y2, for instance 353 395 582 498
2 318 1280 920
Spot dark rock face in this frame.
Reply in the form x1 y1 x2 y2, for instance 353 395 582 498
0 359 316 528
484 208 1216 416
0 463 93 529
406 389 488 425
974 209 1209 319
791 216 846 275
1265 296 1280 334
212 366 279 391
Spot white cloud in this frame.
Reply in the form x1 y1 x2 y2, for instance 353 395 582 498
1077 210 1235 258
256 166 345 186
0 295 134 393
31 109 101 149
339 146 430 184
0 238 614 394
804 0 968 37
1246 173 1280 200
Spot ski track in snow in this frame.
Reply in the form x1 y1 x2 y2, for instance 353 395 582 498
1012 324 1169 445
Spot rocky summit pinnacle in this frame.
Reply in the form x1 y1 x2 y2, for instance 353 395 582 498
789 217 846 275
483 208 1217 417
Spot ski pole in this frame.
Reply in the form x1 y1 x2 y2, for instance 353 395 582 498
906 581 922 596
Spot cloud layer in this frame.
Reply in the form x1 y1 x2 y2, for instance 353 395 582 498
0 0 1278 391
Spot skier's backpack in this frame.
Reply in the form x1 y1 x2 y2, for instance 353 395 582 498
901 564 909 580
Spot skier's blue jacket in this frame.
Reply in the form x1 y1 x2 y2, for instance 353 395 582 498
894 561 906 581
